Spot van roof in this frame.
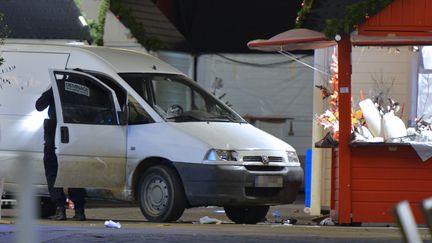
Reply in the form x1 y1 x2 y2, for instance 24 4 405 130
79 45 183 74
0 43 183 74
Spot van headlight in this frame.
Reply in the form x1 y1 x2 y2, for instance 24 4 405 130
287 151 300 164
206 149 238 161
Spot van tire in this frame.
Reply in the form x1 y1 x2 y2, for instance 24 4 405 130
137 165 186 222
224 205 269 224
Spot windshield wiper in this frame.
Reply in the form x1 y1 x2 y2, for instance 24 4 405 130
166 114 203 122
207 115 238 122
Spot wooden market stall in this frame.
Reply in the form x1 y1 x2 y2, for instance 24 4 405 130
333 0 432 224
249 0 432 224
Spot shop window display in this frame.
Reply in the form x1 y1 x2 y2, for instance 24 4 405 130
315 46 432 161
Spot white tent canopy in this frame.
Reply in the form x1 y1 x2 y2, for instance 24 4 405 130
247 28 336 52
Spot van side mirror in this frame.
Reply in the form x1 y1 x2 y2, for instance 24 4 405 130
118 111 128 125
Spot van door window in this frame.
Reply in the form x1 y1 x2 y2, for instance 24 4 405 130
119 74 150 103
54 72 117 125
128 95 154 124
84 72 128 114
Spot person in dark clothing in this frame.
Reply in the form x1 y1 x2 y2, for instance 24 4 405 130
35 87 87 221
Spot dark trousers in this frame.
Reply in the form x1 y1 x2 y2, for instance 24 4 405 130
43 119 86 209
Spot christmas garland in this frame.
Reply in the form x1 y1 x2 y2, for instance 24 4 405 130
75 0 164 50
324 0 393 38
74 0 109 46
110 0 164 51
89 0 110 46
295 0 314 28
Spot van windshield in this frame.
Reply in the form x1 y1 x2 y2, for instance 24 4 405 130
119 73 245 123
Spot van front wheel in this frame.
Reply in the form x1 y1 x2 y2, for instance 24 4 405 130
224 205 269 224
138 165 186 222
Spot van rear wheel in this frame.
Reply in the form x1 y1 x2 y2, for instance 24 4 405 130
224 205 269 224
137 165 186 222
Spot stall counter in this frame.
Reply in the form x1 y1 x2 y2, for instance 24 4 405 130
331 142 432 224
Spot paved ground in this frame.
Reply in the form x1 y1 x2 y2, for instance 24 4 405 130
0 222 417 243
0 194 430 242
2 194 317 225
80 195 316 225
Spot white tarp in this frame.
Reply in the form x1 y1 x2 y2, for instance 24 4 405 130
158 51 194 78
196 53 314 156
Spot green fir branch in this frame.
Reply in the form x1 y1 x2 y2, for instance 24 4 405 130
295 0 394 39
75 0 109 46
110 0 164 51
323 0 394 39
295 0 314 28
91 0 110 46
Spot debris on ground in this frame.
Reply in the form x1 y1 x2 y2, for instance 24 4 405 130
319 217 335 226
270 210 298 225
104 220 121 228
199 216 222 224
312 214 330 223
283 218 298 225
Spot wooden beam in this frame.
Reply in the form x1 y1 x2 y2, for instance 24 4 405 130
336 36 352 224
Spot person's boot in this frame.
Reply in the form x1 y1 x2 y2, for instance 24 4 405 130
49 206 66 220
72 207 86 221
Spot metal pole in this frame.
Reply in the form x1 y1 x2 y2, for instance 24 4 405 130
15 153 37 243
0 177 3 220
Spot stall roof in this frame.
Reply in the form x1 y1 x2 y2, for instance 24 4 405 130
116 0 192 52
351 35 432 46
353 0 432 45
302 0 432 46
0 0 91 43
248 0 432 50
358 0 432 37
300 0 372 33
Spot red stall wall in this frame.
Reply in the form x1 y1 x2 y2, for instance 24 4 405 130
350 145 432 223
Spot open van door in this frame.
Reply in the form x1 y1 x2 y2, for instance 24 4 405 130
49 69 127 188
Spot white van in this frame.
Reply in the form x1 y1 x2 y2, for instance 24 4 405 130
0 44 303 224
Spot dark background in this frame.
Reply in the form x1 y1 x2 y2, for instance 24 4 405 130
159 0 303 53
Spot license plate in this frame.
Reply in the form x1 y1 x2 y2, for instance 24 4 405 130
254 176 283 188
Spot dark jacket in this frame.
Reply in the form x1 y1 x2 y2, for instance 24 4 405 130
35 88 56 121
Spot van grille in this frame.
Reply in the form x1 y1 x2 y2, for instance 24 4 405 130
244 166 285 171
242 156 283 163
